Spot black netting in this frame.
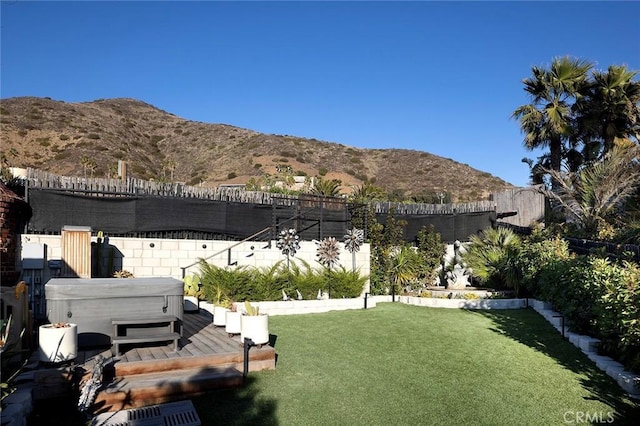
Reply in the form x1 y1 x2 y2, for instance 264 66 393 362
27 189 495 242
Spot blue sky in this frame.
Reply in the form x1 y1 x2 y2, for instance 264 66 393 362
1 1 639 187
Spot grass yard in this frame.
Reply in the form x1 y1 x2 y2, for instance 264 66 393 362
192 303 639 425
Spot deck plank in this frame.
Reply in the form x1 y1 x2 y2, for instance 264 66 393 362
78 309 275 373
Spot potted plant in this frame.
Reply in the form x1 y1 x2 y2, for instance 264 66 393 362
212 285 232 327
240 301 269 346
183 273 202 313
225 302 242 337
38 322 77 363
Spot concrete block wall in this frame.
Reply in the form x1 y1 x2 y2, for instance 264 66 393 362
19 234 371 287
199 297 375 317
529 298 640 399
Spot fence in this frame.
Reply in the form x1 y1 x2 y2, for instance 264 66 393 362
17 168 543 242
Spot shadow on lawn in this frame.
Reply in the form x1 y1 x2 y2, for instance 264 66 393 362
474 308 640 424
190 375 278 425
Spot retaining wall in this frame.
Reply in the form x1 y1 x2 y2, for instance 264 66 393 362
19 234 371 286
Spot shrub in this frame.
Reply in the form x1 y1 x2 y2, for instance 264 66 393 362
247 261 288 301
196 258 366 303
416 225 446 285
286 260 326 299
512 234 572 296
198 261 253 304
462 227 522 292
596 260 640 371
227 172 237 179
537 254 640 372
324 266 368 298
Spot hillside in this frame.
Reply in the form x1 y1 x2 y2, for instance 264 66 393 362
0 97 514 201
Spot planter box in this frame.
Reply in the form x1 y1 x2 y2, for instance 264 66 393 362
45 277 183 347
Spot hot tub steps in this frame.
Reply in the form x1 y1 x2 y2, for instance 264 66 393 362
93 365 243 411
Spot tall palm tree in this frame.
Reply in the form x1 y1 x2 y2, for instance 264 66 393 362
578 65 640 155
512 56 593 189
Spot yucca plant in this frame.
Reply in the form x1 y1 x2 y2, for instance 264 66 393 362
386 245 421 295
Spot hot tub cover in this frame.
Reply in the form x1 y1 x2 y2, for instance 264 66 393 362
45 277 184 299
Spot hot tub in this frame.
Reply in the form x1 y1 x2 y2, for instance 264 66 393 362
45 277 184 347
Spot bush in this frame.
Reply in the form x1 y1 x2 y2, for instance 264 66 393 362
536 254 640 372
513 234 572 296
416 225 446 285
595 260 640 371
326 266 369 298
462 227 522 292
197 259 366 303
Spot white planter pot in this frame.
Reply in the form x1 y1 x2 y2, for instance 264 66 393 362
38 323 77 362
184 296 199 313
225 311 242 335
213 306 229 326
241 314 269 345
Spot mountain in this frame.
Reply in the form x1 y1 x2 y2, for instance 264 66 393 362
0 96 514 201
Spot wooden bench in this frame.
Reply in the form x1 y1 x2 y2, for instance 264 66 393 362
111 315 180 356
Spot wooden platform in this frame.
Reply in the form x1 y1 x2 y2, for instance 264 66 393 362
33 310 276 413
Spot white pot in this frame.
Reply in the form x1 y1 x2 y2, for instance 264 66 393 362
184 296 199 313
213 306 229 326
38 323 77 362
241 314 269 345
225 311 242 335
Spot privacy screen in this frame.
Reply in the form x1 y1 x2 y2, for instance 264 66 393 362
27 189 495 242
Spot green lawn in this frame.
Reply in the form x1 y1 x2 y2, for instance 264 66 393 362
192 303 639 425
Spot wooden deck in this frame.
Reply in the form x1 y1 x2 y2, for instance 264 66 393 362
34 310 276 412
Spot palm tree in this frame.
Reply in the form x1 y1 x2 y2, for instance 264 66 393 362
349 182 386 203
545 141 640 236
578 65 640 155
310 178 341 197
512 56 593 189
